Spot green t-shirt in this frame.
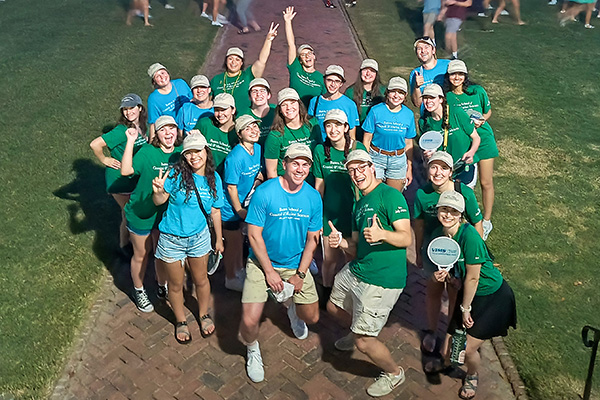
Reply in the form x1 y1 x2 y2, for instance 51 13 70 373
239 104 277 147
124 144 182 231
446 85 494 143
418 107 479 164
101 124 147 193
414 182 482 240
210 66 255 112
195 117 238 175
433 223 503 296
344 85 386 123
349 183 410 289
287 58 325 108
313 141 366 236
264 117 322 177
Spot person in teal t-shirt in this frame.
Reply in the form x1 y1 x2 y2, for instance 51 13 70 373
238 78 276 149
121 115 182 314
264 88 321 180
326 149 411 398
210 24 278 113
152 132 224 342
194 93 238 176
313 110 365 299
283 6 325 108
90 93 149 250
427 191 516 400
444 59 498 240
176 74 214 134
344 59 386 142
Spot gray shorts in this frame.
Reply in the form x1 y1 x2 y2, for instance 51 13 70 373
423 12 438 25
445 17 463 33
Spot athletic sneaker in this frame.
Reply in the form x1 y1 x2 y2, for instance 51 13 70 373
216 14 229 24
246 345 264 383
477 12 486 17
334 333 356 351
500 9 509 15
212 20 223 27
325 1 337 8
134 289 154 313
164 3 175 9
548 0 557 4
482 219 493 241
135 10 153 18
366 368 406 397
157 284 168 301
585 23 595 28
200 11 211 20
346 0 357 6
287 303 308 339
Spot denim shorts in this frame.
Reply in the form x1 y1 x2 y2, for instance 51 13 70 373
155 227 211 264
369 149 407 180
127 223 152 237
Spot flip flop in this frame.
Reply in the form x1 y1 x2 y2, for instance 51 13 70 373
200 314 215 338
238 27 250 34
175 321 192 344
459 373 479 400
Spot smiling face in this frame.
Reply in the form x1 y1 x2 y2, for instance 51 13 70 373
347 161 376 192
386 89 406 108
239 122 260 144
415 43 435 64
449 72 466 89
324 120 348 143
423 95 443 113
122 105 141 123
298 49 315 69
283 157 311 186
428 161 452 186
324 75 344 95
156 124 177 149
192 86 211 103
214 107 234 126
226 55 243 74
183 148 207 173
280 99 300 122
437 206 462 229
250 86 271 107
361 67 377 84
153 69 171 87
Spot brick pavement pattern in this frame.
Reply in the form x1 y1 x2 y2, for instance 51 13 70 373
51 0 517 399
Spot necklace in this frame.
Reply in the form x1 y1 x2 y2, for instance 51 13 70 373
223 71 242 95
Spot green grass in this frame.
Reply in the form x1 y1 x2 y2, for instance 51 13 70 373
0 1 216 398
348 1 600 399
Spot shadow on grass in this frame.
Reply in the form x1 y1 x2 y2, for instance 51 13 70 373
395 1 424 39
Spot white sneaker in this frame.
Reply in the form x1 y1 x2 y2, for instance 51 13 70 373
164 3 175 9
366 368 406 397
334 333 356 351
287 303 308 339
482 219 493 241
500 9 509 15
212 20 223 27
548 0 557 4
200 11 211 20
585 23 595 28
216 13 229 24
246 345 264 383
477 12 486 17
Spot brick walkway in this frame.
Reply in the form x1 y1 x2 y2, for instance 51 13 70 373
51 0 517 399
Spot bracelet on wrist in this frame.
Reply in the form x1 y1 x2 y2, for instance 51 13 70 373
460 304 471 313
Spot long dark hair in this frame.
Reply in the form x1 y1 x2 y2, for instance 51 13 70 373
324 124 352 162
442 73 478 95
421 96 449 132
118 105 149 139
349 72 383 110
271 100 312 136
172 148 218 202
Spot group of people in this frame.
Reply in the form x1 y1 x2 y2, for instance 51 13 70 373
91 6 516 399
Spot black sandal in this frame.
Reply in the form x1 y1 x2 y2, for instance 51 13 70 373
200 314 215 338
175 321 192 344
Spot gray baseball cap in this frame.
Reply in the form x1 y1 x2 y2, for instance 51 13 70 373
277 88 300 105
154 115 177 131
344 149 373 168
422 84 444 98
428 151 454 169
360 59 379 72
190 75 210 89
324 109 348 125
182 130 208 153
387 76 408 93
448 59 468 74
120 93 143 109
235 114 261 132
436 190 465 213
249 78 271 91
213 93 236 110
226 47 244 59
147 63 167 78
324 65 345 81
297 44 314 54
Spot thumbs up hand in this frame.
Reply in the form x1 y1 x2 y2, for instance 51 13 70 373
363 214 385 244
328 221 343 248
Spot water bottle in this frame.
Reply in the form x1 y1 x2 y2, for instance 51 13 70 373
450 328 467 365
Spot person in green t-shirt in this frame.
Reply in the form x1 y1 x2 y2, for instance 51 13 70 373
313 110 365 301
413 151 483 355
326 149 411 398
444 60 498 240
194 93 238 176
264 88 322 179
344 59 386 142
238 78 276 149
210 24 278 112
283 6 325 108
426 191 516 400
121 115 182 314
419 83 480 187
90 93 149 250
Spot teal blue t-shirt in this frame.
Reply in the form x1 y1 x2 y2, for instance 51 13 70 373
362 103 416 151
221 143 262 222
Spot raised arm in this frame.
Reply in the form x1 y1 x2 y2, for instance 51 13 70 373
120 128 139 176
251 22 279 79
283 6 297 65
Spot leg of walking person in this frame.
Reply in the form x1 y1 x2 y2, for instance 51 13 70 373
492 0 506 22
478 158 495 236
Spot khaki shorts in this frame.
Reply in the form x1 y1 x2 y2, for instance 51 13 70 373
330 264 403 336
423 12 438 25
241 257 319 305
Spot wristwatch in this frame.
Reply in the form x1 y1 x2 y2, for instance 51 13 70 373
295 270 306 279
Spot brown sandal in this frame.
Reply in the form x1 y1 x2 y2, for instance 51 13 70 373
200 314 215 338
175 321 192 344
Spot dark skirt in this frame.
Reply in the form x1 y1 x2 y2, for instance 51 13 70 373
449 280 517 340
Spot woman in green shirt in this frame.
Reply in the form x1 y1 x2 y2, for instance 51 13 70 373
264 88 321 179
428 191 516 400
419 83 480 187
344 59 385 142
313 109 365 299
444 60 498 240
89 94 148 250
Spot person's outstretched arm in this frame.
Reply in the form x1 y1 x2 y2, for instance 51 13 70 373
251 23 279 78
283 6 297 65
